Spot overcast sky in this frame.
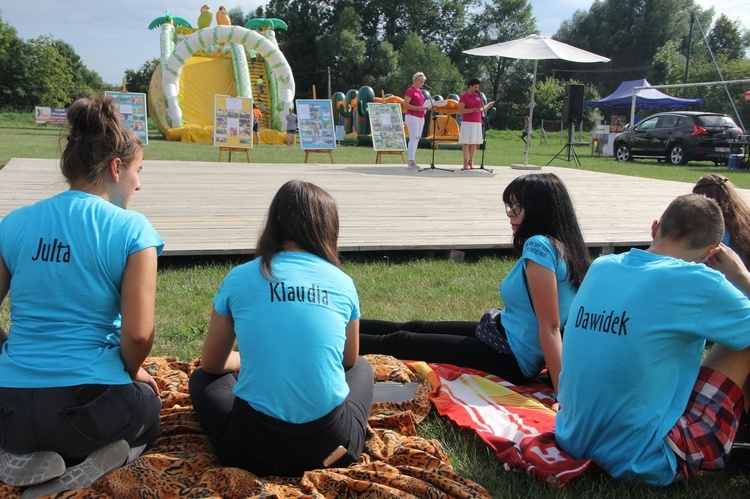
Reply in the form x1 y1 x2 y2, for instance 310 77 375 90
1 1 747 85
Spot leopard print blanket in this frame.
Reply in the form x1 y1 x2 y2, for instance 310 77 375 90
1 355 490 498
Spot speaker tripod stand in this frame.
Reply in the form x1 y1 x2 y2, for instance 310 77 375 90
547 125 581 168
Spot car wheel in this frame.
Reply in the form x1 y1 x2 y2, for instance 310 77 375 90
615 143 631 162
668 144 687 165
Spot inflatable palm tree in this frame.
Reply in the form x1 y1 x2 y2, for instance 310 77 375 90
148 11 192 30
244 18 288 46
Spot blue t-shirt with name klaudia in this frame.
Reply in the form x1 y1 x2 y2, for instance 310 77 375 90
213 251 360 424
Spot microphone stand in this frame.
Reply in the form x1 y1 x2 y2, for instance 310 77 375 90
419 86 453 173
471 91 493 173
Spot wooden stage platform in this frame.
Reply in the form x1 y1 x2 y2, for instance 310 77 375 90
1 158 740 257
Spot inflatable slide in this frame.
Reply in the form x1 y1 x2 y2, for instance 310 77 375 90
146 10 295 143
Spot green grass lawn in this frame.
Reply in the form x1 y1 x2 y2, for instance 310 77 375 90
3 112 750 189
153 257 750 498
2 114 750 496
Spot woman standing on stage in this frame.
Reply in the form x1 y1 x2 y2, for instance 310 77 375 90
457 78 494 170
404 72 427 169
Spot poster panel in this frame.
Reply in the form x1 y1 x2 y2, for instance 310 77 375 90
296 99 336 150
105 91 149 145
368 103 407 152
34 106 68 125
213 94 253 149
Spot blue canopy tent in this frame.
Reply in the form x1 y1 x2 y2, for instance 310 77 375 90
585 79 703 110
585 79 703 157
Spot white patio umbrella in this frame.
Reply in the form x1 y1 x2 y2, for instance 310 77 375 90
464 34 610 168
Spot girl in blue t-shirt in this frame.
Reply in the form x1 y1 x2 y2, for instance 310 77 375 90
0 96 163 496
693 174 750 267
360 173 590 403
189 180 374 477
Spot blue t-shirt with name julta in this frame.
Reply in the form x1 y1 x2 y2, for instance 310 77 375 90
555 249 750 486
213 251 360 424
500 235 577 378
0 190 164 388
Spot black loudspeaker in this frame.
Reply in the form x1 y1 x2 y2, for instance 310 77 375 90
563 84 584 124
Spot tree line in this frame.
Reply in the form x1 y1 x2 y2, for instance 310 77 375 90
0 17 111 109
2 1 748 130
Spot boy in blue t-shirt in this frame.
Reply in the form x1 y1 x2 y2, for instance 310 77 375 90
556 193 750 486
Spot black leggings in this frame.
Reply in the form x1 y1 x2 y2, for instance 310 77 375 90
189 357 374 477
359 319 531 385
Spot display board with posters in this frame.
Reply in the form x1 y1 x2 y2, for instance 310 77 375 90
213 95 254 149
105 91 148 145
296 99 336 150
34 106 68 125
368 103 407 152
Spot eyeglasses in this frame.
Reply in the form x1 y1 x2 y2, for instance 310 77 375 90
504 202 522 216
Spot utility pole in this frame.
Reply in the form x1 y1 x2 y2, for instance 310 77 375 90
327 67 332 99
683 12 694 97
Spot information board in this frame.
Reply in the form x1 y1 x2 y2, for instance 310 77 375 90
368 103 407 152
105 91 148 145
213 95 254 148
296 99 336 150
34 106 67 125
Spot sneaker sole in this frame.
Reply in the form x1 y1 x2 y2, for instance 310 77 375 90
0 449 65 487
21 440 129 499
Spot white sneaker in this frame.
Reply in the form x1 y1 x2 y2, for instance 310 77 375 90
21 440 129 499
0 448 65 487
408 161 419 169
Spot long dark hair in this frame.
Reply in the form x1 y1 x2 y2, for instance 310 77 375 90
257 180 340 279
61 95 142 188
502 173 590 288
693 174 750 258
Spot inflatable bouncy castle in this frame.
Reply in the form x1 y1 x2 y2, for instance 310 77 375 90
146 8 295 143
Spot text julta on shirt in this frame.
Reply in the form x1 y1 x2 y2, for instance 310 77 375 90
31 237 71 263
